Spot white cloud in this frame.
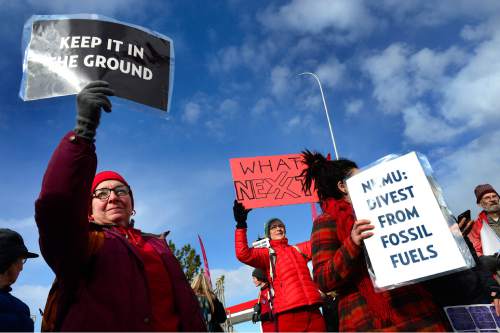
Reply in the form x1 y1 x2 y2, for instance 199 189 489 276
345 99 363 115
434 129 500 217
208 39 278 74
315 57 345 88
182 102 201 124
270 66 291 98
376 0 500 27
211 265 255 305
217 98 239 118
441 31 500 128
362 43 411 113
251 98 273 116
402 104 463 144
25 0 145 17
259 0 376 40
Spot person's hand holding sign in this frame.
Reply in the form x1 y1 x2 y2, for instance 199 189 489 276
351 219 375 246
74 80 115 141
233 200 251 229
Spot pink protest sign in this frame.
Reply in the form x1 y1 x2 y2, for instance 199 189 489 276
230 153 319 209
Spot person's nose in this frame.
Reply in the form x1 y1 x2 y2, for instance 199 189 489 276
108 190 119 202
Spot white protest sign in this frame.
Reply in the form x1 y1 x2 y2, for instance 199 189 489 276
346 152 467 289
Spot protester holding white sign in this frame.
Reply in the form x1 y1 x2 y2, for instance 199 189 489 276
301 150 447 332
346 152 474 289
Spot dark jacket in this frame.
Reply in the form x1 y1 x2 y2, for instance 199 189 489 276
35 131 206 331
0 287 34 332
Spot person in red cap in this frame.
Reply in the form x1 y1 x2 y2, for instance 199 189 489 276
468 184 500 257
35 81 206 332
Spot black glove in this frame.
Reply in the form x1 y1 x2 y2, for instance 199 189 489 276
251 303 261 323
233 200 251 229
479 254 500 273
74 80 114 141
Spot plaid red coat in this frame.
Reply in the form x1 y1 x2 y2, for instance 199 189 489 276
311 198 447 331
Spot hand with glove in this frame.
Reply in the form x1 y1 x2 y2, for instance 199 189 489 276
74 80 115 141
251 303 261 323
233 200 251 229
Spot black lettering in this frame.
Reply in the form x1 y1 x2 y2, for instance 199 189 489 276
382 173 393 186
240 161 256 175
427 244 438 259
362 179 373 193
418 247 430 261
258 160 273 173
390 254 399 268
391 170 403 182
409 249 420 263
407 227 419 241
398 229 409 244
234 180 254 200
406 206 419 219
397 187 408 201
276 158 290 171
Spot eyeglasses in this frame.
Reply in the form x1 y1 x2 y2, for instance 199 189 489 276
92 185 131 200
20 258 27 264
269 224 285 230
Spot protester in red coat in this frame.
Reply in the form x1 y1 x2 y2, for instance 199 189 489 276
35 81 206 331
233 201 325 332
468 184 500 256
251 268 274 332
301 150 447 332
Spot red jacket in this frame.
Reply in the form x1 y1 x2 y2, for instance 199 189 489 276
468 211 489 256
35 131 206 331
235 228 322 314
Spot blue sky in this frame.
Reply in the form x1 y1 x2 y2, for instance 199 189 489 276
2 0 500 331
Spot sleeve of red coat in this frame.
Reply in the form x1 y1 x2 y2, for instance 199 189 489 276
34 131 96 281
468 216 484 257
311 214 361 292
234 228 269 269
296 240 312 260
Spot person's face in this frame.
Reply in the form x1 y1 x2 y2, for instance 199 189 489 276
269 220 286 240
480 192 500 213
252 276 261 287
6 258 24 286
91 180 133 227
338 168 359 202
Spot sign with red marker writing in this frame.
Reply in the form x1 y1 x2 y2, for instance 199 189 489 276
230 153 318 209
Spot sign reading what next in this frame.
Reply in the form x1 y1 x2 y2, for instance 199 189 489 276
346 152 467 289
20 16 173 111
230 153 319 209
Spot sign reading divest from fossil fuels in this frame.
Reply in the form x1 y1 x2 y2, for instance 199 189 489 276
346 152 467 289
230 153 319 209
20 16 173 111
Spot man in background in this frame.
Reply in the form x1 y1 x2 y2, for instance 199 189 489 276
0 228 39 331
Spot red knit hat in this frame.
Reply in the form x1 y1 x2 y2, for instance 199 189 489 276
474 184 498 203
91 171 134 207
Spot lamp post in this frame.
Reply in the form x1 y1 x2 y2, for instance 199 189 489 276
299 72 339 160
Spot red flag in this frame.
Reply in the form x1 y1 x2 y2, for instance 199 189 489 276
198 234 212 285
327 153 331 161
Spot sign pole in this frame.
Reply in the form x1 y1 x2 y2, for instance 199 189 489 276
299 72 339 160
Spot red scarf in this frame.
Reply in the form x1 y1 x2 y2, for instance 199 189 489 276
321 197 393 323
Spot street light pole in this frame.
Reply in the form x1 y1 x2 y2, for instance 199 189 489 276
299 72 339 160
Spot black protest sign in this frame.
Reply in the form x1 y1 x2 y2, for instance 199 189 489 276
21 17 173 111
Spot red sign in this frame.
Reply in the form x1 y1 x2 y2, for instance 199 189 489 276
229 153 319 209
